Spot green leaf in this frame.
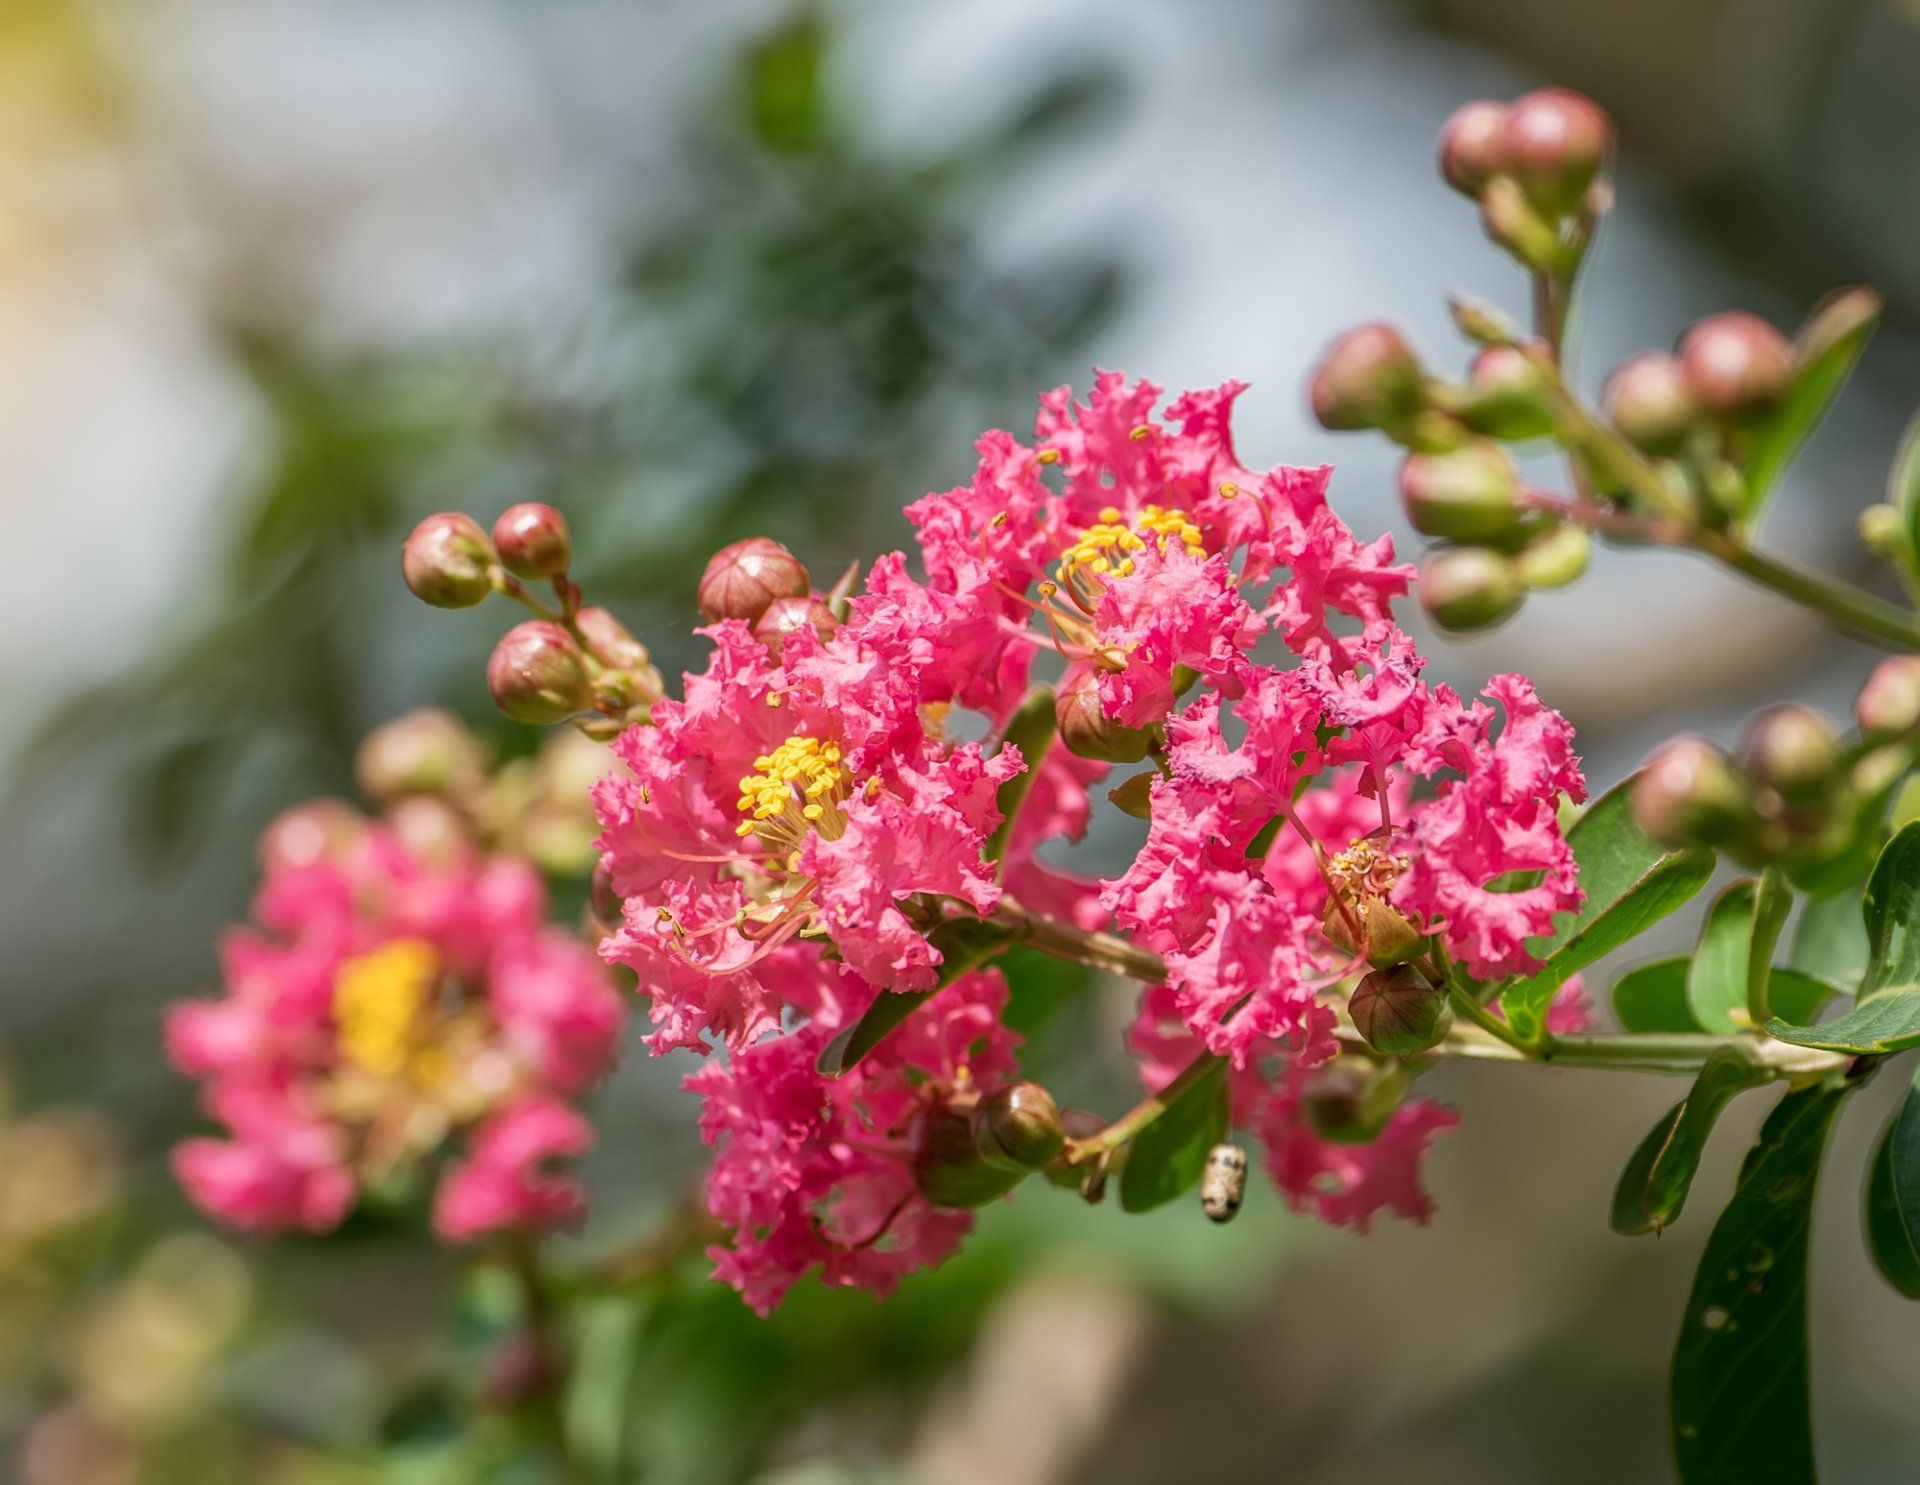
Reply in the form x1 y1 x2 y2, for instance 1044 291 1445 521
1747 870 1792 1025
817 918 1014 1075
1766 969 1843 1028
1504 789 1714 1042
1688 881 1761 1034
1861 822 1920 999
1890 408 1920 569
984 686 1056 869
1611 1048 1766 1236
1670 1082 1852 1484
1118 1062 1229 1213
1792 888 1870 988
1613 957 1704 1032
1768 987 1920 1054
1744 286 1881 513
1866 1064 1920 1299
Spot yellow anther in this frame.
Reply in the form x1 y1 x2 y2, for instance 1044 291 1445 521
1129 424 1153 440
735 734 854 850
1219 480 1239 499
1056 504 1205 586
333 939 439 1081
1035 447 1060 465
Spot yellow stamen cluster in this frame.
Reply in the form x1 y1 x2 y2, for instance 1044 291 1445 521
1057 504 1204 585
735 735 852 850
1326 837 1410 903
333 939 439 1081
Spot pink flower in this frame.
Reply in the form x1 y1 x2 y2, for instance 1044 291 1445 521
1256 1082 1461 1233
434 1097 593 1243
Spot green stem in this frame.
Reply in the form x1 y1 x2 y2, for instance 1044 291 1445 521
1066 1048 1223 1159
1446 979 1538 1055
1696 533 1920 651
504 1236 584 1485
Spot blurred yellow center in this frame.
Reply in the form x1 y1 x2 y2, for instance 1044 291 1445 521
1057 505 1203 584
735 735 852 851
333 939 439 1081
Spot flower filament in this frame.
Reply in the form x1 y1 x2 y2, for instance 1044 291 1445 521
1056 504 1203 589
736 735 853 853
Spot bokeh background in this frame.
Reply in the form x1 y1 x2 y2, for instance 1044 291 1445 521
6 0 1920 1480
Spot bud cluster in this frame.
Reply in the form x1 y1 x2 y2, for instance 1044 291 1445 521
1439 90 1613 270
402 502 665 732
1632 663 1920 874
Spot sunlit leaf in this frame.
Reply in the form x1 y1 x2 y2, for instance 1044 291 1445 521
1768 987 1920 1054
1743 286 1881 514
1118 1062 1229 1214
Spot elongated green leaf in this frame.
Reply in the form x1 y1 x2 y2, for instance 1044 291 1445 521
1769 988 1920 1054
1744 287 1880 512
1505 840 1713 1041
984 685 1056 868
1689 881 1759 1034
1118 1062 1229 1213
1866 1064 1920 1299
1861 822 1920 999
1748 870 1792 1024
1613 957 1702 1032
1671 1082 1851 1484
1766 969 1843 1028
1534 776 1671 955
1792 888 1870 988
817 918 1013 1075
1612 1048 1765 1236
1891 408 1920 570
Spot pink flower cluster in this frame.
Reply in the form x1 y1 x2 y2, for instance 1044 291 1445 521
166 805 625 1242
594 373 1587 1306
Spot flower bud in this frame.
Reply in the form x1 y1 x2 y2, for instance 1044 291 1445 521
1515 523 1592 590
1398 442 1525 542
974 1082 1066 1171
1739 704 1838 804
1504 88 1612 216
354 708 486 805
1632 736 1752 849
697 537 810 624
1479 176 1561 270
402 512 495 608
570 605 646 672
1456 342 1555 439
1322 895 1425 969
1301 1055 1408 1144
1437 100 1509 197
1603 352 1699 455
912 1107 1023 1208
1418 547 1523 631
487 621 593 725
753 595 838 657
490 502 571 581
384 794 472 869
257 799 364 873
1309 323 1424 433
1348 966 1452 1056
1859 503 1908 560
1056 666 1152 763
1856 656 1920 740
1677 312 1793 420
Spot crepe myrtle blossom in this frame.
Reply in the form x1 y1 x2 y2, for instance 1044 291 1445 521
165 804 624 1241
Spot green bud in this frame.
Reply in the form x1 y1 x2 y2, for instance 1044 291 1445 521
402 512 495 608
1418 548 1523 631
1515 524 1592 590
1348 966 1453 1056
487 621 594 726
1309 323 1425 433
354 708 487 805
1631 737 1753 849
1603 353 1698 455
1448 295 1521 347
1398 442 1524 542
1479 176 1562 271
1301 1055 1409 1144
1858 503 1908 560
974 1082 1065 1172
1454 344 1555 440
1056 666 1153 763
1322 895 1425 969
1856 656 1920 740
912 1108 1023 1209
1739 705 1839 805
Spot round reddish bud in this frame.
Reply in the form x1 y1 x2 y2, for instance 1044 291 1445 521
1856 656 1920 741
491 502 571 581
1677 313 1793 420
1309 323 1425 433
912 1107 1023 1209
1055 665 1153 763
590 858 624 927
1740 704 1839 804
402 512 495 608
753 595 837 657
1504 88 1612 215
697 537 811 624
1632 736 1752 849
1418 547 1523 631
1437 100 1510 197
257 799 364 874
354 708 486 805
1456 344 1555 440
1349 966 1453 1056
383 795 472 869
1515 524 1592 590
1604 353 1698 454
974 1082 1066 1171
1302 1055 1409 1144
487 621 593 725
1399 442 1524 542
